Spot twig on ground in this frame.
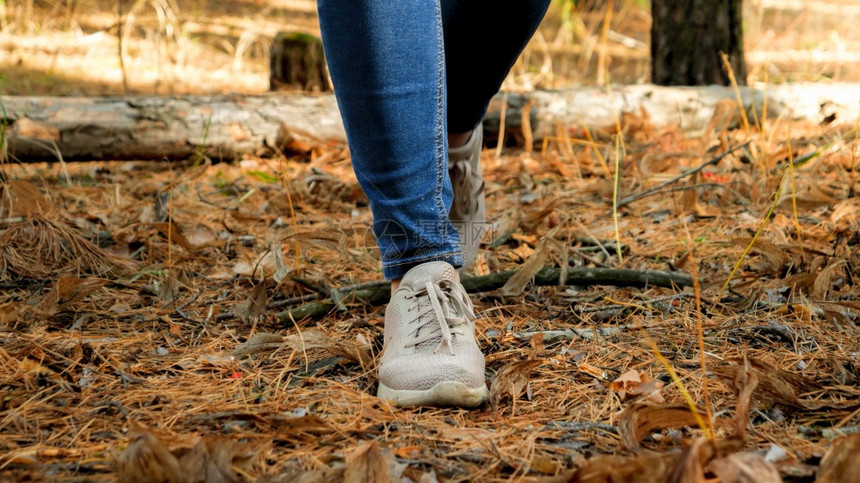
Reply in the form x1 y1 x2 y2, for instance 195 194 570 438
579 292 695 314
278 266 694 323
174 308 201 324
570 249 609 267
571 219 614 260
617 141 752 208
214 279 391 322
547 421 619 434
215 293 319 322
267 293 321 310
630 182 751 207
117 369 146 386
292 275 348 311
175 288 202 312
291 276 329 296
0 217 26 226
511 325 630 343
90 400 129 417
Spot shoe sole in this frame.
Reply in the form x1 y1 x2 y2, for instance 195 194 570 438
377 381 489 408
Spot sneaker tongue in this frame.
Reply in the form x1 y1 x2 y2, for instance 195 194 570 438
399 261 459 291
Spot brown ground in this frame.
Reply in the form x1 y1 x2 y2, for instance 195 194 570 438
1 106 859 481
1 1 860 482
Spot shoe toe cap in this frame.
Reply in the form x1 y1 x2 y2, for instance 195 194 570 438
379 353 485 392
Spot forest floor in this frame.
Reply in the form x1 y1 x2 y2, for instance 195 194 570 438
1 1 860 482
1 104 859 481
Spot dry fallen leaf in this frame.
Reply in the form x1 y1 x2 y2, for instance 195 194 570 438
232 332 286 357
394 446 422 459
669 437 710 483
708 452 782 483
267 413 332 433
617 402 710 450
179 437 242 483
344 442 404 483
0 301 20 325
187 223 219 247
500 239 548 296
572 452 677 483
116 421 247 483
0 179 55 218
271 241 292 283
233 282 268 324
609 369 665 403
158 271 183 304
732 237 791 273
233 247 282 279
710 357 823 410
490 359 544 412
816 433 860 483
571 438 744 483
731 355 759 440
152 221 194 250
297 328 374 369
35 276 109 316
116 421 186 483
576 362 607 380
812 258 846 299
829 198 860 226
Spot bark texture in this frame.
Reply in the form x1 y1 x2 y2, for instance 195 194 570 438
270 32 331 93
651 0 747 86
2 82 857 161
1 94 345 161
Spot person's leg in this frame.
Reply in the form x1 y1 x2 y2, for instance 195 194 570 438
440 0 551 269
318 0 486 408
442 0 552 137
317 0 463 283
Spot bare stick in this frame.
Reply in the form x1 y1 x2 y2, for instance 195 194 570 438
214 279 388 322
278 266 694 323
617 141 751 208
630 182 750 207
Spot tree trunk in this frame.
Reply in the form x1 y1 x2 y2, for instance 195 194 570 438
270 32 331 93
651 0 747 86
2 82 856 161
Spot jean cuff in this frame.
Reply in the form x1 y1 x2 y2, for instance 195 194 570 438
382 251 465 280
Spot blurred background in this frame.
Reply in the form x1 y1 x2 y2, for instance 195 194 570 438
0 0 858 96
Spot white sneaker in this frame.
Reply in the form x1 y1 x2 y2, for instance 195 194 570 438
448 124 486 271
377 261 488 408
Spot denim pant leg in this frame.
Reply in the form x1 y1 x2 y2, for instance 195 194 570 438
317 0 550 280
318 0 463 280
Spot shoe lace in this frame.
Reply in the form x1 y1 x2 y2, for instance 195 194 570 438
405 280 475 355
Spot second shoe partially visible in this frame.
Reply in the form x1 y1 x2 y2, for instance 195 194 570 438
448 124 486 272
377 261 488 408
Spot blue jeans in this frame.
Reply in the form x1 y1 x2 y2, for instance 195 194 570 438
317 0 550 279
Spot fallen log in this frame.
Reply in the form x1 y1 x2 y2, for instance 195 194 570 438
1 94 345 162
278 266 694 323
3 82 858 162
